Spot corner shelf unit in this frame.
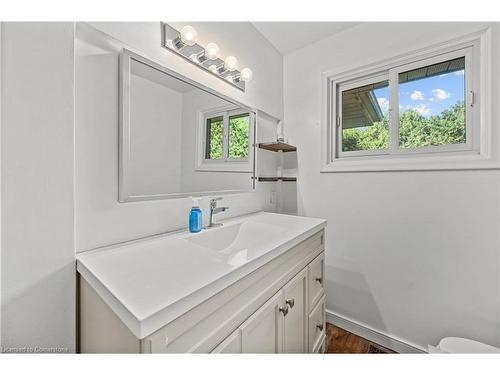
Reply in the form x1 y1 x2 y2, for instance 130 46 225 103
254 177 297 182
255 114 298 215
258 141 297 153
257 141 297 183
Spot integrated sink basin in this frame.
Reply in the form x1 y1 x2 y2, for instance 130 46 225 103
186 220 290 267
186 221 288 253
76 211 326 338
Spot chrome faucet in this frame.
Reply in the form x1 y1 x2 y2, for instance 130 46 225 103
207 197 229 228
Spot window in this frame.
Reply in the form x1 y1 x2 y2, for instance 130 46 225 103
337 50 471 159
198 108 253 172
322 30 495 172
205 110 250 161
339 54 469 157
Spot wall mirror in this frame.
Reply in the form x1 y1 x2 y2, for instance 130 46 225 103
119 49 256 202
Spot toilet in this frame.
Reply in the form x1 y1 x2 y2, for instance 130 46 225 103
428 337 500 353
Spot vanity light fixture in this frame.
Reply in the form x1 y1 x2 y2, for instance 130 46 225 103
161 22 252 91
224 55 238 71
240 68 253 82
189 53 199 62
180 25 198 46
205 42 220 60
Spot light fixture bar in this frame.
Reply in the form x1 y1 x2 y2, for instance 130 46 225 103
161 22 249 92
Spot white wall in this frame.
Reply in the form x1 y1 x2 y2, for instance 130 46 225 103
1 23 75 352
75 22 283 251
284 22 500 350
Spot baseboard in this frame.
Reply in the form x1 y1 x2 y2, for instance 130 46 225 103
326 310 427 353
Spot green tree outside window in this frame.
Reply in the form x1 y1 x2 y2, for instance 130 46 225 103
342 101 465 152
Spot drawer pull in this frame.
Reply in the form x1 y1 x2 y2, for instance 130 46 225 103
316 324 324 332
285 298 295 308
315 277 323 285
279 306 289 316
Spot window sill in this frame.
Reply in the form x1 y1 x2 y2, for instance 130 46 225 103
196 161 253 173
321 152 499 173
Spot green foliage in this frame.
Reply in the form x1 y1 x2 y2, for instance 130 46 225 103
228 115 250 158
399 101 466 148
207 114 249 159
342 119 389 151
342 101 465 151
208 117 223 159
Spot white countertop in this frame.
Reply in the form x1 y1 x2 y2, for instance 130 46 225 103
77 211 326 339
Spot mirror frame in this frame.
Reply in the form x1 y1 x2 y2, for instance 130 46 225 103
119 48 257 202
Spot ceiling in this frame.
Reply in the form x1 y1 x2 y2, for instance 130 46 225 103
251 22 361 55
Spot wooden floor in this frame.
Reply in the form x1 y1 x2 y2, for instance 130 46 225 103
325 323 396 354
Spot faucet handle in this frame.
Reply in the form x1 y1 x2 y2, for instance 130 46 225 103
210 197 223 206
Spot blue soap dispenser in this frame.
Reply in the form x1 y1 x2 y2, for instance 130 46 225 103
189 197 203 233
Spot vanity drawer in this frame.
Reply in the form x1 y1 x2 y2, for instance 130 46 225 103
308 253 324 311
308 295 325 352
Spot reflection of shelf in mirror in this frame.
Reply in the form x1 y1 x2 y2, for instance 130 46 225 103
255 177 297 182
258 142 297 153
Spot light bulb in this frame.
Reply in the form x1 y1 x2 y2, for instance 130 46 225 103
224 55 238 71
205 42 220 60
165 39 174 49
240 68 253 82
180 25 198 46
189 53 199 62
226 75 234 83
208 64 218 73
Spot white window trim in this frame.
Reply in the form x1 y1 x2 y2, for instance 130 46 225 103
321 27 495 172
196 105 255 173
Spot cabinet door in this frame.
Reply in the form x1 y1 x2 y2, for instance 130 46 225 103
211 330 242 353
240 290 284 353
283 268 308 353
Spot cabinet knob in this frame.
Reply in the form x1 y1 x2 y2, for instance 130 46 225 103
316 324 324 332
315 277 323 285
279 306 289 316
285 298 295 308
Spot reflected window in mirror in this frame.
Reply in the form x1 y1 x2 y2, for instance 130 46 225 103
204 109 250 163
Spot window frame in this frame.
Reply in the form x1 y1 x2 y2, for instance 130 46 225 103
196 105 255 172
337 47 472 158
321 28 494 172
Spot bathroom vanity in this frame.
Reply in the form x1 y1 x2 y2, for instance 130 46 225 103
77 212 326 353
74 28 324 353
